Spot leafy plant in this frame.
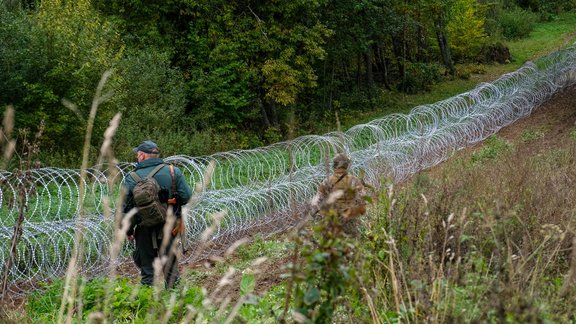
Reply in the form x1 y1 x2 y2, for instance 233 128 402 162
521 129 545 141
447 0 489 63
471 135 512 163
280 209 361 323
498 6 539 40
396 63 444 94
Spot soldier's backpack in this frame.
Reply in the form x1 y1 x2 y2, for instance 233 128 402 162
130 164 171 227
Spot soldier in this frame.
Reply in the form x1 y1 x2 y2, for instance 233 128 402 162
315 153 367 237
123 140 192 288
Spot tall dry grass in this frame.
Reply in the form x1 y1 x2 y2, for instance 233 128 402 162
358 137 576 322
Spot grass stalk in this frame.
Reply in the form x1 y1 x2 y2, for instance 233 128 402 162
58 70 113 324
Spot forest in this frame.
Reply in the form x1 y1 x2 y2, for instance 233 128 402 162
1 1 576 322
1 0 575 165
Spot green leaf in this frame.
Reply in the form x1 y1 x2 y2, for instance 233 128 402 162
303 287 320 305
240 273 256 296
313 252 330 263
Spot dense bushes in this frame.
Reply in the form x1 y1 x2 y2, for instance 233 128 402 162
498 6 539 39
0 1 196 164
0 1 121 153
396 63 443 94
110 49 190 161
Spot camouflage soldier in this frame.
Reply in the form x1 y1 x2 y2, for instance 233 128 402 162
315 153 367 236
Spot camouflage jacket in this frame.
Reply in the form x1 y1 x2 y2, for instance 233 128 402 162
317 169 366 219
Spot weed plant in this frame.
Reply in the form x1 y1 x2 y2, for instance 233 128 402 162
352 139 576 322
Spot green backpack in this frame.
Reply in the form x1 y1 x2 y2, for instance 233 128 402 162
130 164 169 227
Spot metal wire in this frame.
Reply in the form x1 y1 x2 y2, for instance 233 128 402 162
1 43 576 294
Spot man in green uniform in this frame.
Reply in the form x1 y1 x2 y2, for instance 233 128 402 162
315 153 367 236
123 140 192 288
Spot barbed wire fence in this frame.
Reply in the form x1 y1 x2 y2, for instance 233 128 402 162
1 43 576 295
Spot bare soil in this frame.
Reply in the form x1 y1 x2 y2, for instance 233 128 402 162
497 85 576 149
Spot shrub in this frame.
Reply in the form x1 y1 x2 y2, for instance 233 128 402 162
396 63 443 94
0 0 123 156
570 128 576 141
471 135 512 164
456 64 488 80
498 7 538 40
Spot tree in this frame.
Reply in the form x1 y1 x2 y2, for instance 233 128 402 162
447 0 488 62
0 0 123 155
182 0 332 130
423 0 457 76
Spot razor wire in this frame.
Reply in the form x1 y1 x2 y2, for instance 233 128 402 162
1 43 576 295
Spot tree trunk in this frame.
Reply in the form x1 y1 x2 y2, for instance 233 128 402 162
391 35 405 81
329 61 335 112
365 52 374 87
376 46 392 90
259 90 272 129
356 54 362 88
268 101 279 127
417 24 431 62
434 17 456 76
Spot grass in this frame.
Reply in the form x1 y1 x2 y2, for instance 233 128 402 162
508 13 576 64
471 135 513 164
341 12 576 130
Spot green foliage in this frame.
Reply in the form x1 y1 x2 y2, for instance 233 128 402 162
26 277 207 322
188 60 255 130
521 128 545 141
499 6 539 39
396 63 444 94
516 0 576 20
0 0 123 156
181 0 332 132
237 235 291 261
237 285 286 322
110 49 190 160
26 280 66 322
0 1 196 166
240 273 256 296
282 212 360 323
455 63 487 79
471 135 512 163
570 128 576 140
2 0 575 163
447 0 489 62
263 127 283 145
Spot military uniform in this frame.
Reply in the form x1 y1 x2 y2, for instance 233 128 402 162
123 142 192 288
316 154 367 236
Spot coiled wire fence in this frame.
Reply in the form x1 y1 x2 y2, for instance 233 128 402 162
1 43 576 295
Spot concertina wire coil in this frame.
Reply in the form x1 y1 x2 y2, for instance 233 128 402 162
1 43 576 294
